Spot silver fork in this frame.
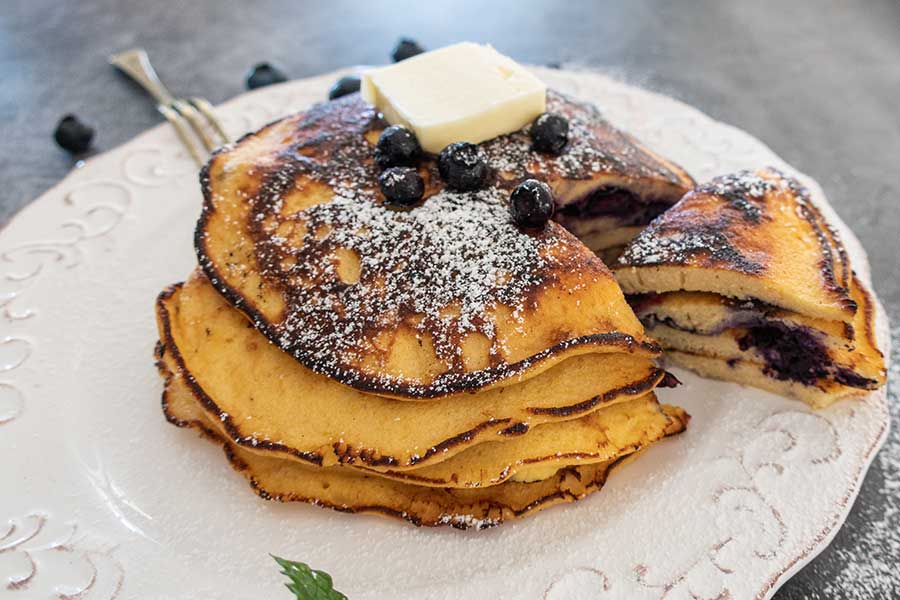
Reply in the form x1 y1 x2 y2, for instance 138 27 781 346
109 48 230 165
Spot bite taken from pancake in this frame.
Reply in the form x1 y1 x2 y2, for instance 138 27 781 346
615 167 886 407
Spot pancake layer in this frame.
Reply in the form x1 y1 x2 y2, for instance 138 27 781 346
616 167 856 323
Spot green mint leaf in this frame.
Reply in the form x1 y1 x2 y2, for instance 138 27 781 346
273 555 348 600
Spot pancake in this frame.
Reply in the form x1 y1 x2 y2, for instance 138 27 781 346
196 91 687 400
159 355 688 528
157 274 668 471
615 167 856 323
615 168 886 406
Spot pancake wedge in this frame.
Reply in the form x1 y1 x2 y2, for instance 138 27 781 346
157 274 668 470
615 167 855 322
615 168 886 407
482 91 694 253
197 92 683 399
159 356 689 528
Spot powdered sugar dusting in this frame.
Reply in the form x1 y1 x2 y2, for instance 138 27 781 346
482 91 682 184
809 329 900 599
436 513 501 531
617 168 792 273
250 181 574 393
700 169 777 199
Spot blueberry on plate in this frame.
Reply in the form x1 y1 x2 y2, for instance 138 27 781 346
530 112 569 154
437 142 490 192
53 114 94 154
509 179 555 230
246 63 288 90
391 38 425 62
375 125 421 169
379 167 425 208
329 75 361 100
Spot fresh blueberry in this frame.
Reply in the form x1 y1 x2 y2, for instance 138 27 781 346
328 75 361 100
530 112 569 154
437 142 490 192
509 179 555 230
379 167 425 207
391 38 425 62
246 63 288 90
375 125 421 169
53 114 94 154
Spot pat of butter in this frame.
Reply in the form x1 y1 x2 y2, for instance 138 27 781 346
362 42 546 154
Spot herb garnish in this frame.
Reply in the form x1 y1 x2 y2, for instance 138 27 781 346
273 555 348 600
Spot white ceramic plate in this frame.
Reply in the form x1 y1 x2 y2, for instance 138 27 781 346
0 68 890 600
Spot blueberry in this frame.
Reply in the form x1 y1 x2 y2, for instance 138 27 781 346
379 167 425 207
530 112 569 154
53 114 94 154
328 75 361 100
246 63 288 90
375 125 421 169
509 179 555 230
437 142 490 192
392 38 425 62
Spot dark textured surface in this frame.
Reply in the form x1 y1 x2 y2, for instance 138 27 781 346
1 0 897 597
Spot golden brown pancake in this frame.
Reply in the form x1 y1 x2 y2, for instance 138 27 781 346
196 91 689 399
157 274 669 471
615 168 886 407
158 355 689 528
615 167 855 323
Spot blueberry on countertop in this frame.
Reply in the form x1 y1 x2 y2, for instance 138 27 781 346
530 112 569 154
391 38 425 62
329 75 361 100
375 125 421 169
509 179 555 230
437 142 491 192
246 63 288 90
53 114 94 154
379 167 425 207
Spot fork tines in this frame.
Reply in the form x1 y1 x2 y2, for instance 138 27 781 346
110 49 230 165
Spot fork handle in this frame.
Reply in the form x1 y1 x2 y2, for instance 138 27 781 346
109 48 176 106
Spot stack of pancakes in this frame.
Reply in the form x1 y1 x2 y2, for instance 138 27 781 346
154 92 691 528
615 168 886 408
